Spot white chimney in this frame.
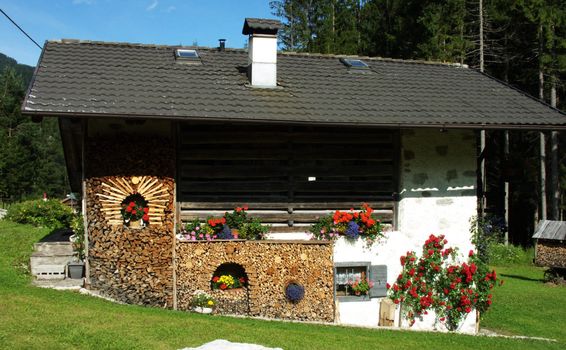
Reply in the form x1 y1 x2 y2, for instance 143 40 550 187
242 18 281 88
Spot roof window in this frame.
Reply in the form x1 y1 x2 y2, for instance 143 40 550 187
175 49 201 64
340 58 369 70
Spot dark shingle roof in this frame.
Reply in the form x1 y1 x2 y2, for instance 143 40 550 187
242 18 281 35
22 40 566 129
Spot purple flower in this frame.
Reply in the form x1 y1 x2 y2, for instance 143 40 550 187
345 221 360 239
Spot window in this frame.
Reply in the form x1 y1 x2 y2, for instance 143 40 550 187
175 49 201 64
340 58 370 70
335 263 370 296
334 262 388 300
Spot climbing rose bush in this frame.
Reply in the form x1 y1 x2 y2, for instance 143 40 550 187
387 234 502 331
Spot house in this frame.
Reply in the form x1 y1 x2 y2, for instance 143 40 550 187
22 18 566 332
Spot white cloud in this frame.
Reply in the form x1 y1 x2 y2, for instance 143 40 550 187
72 0 94 4
165 5 176 13
146 0 158 11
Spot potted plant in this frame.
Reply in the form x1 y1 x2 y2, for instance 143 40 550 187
309 203 385 246
120 193 149 229
239 217 269 240
68 214 85 279
191 290 216 314
211 274 247 290
348 276 373 298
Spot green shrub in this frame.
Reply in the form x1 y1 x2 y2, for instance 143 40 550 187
70 214 85 260
5 199 75 229
488 243 533 266
470 215 506 264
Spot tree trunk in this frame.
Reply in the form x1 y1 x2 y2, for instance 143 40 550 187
479 0 484 73
549 24 560 220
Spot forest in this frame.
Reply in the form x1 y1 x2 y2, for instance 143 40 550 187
270 0 565 244
0 53 67 204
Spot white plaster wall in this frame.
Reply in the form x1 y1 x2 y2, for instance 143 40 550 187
398 128 477 255
400 309 477 334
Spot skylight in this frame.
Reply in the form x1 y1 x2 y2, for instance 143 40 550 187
176 49 199 59
175 49 201 64
340 58 370 69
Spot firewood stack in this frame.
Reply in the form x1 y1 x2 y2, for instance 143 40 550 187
176 241 335 322
536 240 566 268
85 137 175 307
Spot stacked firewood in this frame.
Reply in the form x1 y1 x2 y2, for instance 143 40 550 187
176 241 335 322
536 240 566 268
85 137 175 307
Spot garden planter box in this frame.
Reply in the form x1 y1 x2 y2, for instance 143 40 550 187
68 261 84 279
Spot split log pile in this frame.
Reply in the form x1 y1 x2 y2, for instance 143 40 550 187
209 288 249 315
536 240 566 268
85 137 175 307
176 241 334 322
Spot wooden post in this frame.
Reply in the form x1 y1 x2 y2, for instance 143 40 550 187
479 130 486 217
172 121 178 310
81 118 90 288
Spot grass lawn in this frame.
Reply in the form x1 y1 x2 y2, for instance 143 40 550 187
0 220 564 350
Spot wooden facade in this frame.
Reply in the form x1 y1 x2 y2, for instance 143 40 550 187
177 123 398 231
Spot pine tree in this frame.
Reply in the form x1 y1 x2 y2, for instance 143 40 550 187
0 67 68 201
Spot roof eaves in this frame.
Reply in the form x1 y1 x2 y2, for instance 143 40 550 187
478 71 566 118
20 109 566 130
21 40 48 115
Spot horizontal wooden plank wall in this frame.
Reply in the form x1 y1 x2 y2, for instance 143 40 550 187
177 123 398 232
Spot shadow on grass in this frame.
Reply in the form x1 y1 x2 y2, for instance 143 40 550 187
500 273 544 282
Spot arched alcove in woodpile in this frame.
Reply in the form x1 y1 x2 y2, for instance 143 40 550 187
210 262 250 315
211 262 248 290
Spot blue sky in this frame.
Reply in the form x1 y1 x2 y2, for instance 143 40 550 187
0 0 275 66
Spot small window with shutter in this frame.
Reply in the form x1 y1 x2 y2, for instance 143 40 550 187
334 262 388 301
